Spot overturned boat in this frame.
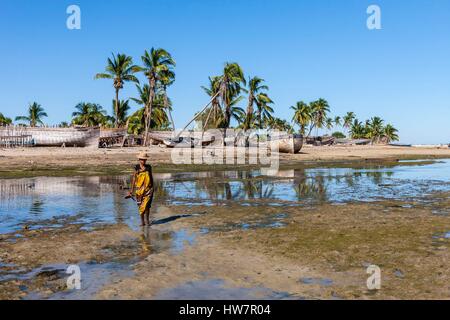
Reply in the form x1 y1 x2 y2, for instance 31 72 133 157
270 133 304 154
147 131 217 148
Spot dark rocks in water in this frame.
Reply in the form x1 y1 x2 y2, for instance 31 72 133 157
394 269 405 279
18 285 28 292
36 268 65 280
299 277 333 286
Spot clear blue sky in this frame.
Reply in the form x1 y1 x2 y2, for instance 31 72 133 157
1 0 449 144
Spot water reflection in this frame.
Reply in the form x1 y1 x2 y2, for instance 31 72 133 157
1 159 450 234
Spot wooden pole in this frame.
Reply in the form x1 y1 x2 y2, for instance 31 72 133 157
174 90 221 140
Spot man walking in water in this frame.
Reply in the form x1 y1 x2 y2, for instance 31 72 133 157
128 152 154 226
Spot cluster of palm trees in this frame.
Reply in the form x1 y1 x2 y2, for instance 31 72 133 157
197 64 278 131
94 49 175 145
2 49 399 144
290 103 398 143
348 115 399 143
0 112 12 126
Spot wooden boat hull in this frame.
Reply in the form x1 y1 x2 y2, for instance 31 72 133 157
0 126 100 147
271 134 303 154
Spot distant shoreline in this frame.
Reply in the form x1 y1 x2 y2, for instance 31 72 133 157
1 144 450 179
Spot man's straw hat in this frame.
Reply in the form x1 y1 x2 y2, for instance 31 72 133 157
137 152 150 160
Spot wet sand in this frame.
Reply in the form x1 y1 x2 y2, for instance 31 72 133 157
1 145 450 178
1 198 449 300
1 156 449 300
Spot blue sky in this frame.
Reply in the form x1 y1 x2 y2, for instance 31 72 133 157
1 0 449 144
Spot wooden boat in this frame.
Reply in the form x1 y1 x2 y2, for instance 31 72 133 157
270 133 303 154
389 142 412 147
148 131 216 148
0 126 100 147
335 138 372 145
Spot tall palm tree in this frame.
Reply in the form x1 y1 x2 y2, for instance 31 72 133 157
383 124 399 143
309 98 330 136
15 102 48 127
218 62 246 129
343 112 356 132
94 53 140 128
140 48 175 145
291 101 312 135
244 76 268 130
0 113 12 126
71 102 107 127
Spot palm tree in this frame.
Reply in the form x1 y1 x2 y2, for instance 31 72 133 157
267 117 293 133
382 124 399 143
131 84 170 131
152 93 171 129
15 102 48 127
0 112 12 126
291 101 312 135
59 121 70 128
127 108 145 135
366 116 384 142
350 119 366 139
325 117 334 133
343 112 356 136
244 76 269 130
255 93 274 129
94 53 140 128
218 62 246 129
201 76 223 129
229 95 246 127
140 48 175 145
71 102 107 127
309 98 330 136
159 69 176 130
112 99 130 128
334 116 342 127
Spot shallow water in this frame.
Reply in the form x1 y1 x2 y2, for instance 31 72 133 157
153 279 298 300
1 159 450 234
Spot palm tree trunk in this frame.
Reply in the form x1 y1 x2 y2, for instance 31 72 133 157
164 88 175 130
144 77 156 146
115 88 120 128
245 95 254 131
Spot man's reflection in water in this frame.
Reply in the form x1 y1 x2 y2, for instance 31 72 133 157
139 226 152 255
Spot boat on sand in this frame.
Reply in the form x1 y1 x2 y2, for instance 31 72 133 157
270 133 303 154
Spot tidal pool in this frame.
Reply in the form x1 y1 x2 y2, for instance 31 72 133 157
1 159 450 234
